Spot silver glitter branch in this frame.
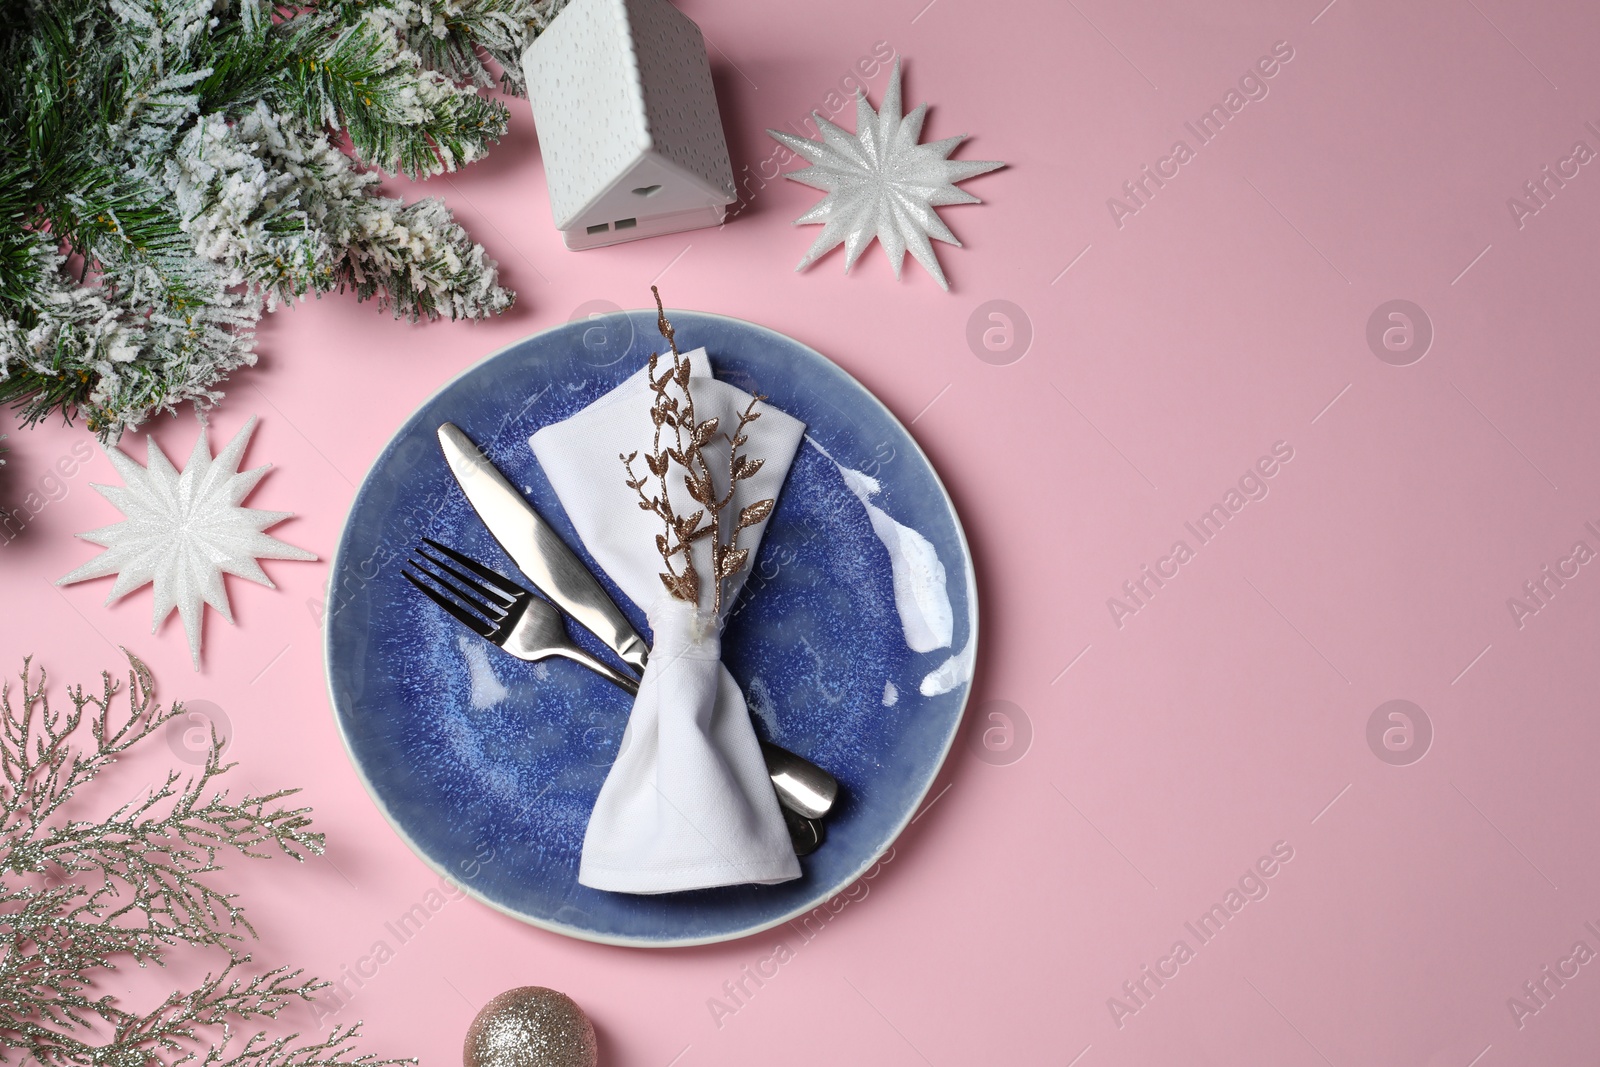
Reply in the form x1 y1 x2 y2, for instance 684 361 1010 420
0 653 411 1067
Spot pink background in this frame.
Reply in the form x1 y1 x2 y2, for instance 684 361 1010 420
7 0 1600 1063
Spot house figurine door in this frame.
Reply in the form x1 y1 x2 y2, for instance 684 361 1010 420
522 0 738 249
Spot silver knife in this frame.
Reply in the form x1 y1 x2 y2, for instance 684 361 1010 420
437 421 838 823
437 423 650 673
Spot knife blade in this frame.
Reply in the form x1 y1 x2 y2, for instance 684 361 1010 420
437 422 650 673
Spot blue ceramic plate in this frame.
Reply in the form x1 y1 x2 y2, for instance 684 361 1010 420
325 310 977 947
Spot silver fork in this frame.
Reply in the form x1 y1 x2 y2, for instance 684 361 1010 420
405 541 833 853
405 540 642 694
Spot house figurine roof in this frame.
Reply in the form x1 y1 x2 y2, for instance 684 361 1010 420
522 0 737 249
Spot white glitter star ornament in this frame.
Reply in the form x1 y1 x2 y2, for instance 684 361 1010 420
57 417 316 669
767 59 1004 291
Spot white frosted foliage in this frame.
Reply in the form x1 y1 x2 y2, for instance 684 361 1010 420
57 417 316 669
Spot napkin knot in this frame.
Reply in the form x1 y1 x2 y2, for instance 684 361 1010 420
530 347 807 893
648 596 721 662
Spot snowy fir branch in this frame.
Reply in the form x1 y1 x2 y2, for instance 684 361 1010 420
0 0 562 440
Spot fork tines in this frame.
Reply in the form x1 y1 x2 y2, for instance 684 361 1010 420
403 540 524 638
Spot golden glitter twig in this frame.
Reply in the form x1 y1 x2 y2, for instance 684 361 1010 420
620 287 772 616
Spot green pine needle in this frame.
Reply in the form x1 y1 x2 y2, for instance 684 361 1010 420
0 0 561 441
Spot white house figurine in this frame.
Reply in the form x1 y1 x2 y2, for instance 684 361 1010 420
522 0 737 249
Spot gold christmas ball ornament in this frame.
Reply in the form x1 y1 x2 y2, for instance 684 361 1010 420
464 987 597 1067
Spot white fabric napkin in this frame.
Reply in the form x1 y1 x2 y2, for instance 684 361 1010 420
530 349 805 893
